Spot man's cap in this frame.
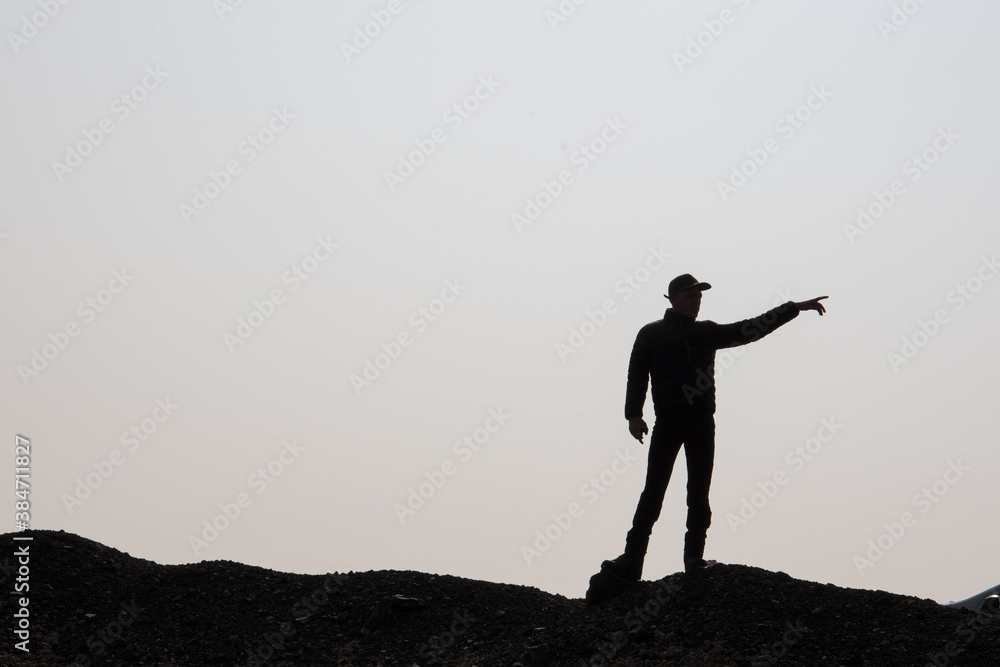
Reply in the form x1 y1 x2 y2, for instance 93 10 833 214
665 274 712 298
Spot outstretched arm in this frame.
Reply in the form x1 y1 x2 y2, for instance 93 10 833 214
793 296 829 315
714 295 830 349
713 300 799 348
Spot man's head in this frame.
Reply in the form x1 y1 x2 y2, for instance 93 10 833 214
665 274 711 320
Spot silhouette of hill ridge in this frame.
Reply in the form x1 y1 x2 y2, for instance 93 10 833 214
2 529 997 666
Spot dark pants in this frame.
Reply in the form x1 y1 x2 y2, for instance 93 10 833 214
625 404 716 561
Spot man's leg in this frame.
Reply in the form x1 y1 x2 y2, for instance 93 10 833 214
682 406 716 568
612 412 685 578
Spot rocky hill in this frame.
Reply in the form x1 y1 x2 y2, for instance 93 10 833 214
1 530 997 666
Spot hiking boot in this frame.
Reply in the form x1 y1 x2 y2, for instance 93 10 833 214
601 552 643 581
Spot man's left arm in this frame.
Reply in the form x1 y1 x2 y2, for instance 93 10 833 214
713 296 828 348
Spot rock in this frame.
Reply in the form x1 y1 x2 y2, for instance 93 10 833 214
391 594 427 611
366 594 428 630
366 597 395 630
585 568 638 606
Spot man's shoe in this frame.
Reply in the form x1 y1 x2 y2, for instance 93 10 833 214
601 553 643 581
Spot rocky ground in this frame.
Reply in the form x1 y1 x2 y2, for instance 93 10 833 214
1 529 997 666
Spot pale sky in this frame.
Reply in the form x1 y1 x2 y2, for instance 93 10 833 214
3 0 998 606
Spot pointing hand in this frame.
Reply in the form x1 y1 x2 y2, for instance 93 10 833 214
794 296 829 316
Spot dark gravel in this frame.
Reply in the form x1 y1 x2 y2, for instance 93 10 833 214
2 529 997 666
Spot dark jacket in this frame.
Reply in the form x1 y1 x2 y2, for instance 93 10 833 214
624 301 799 418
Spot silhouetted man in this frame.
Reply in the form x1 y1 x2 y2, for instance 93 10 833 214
603 274 827 580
